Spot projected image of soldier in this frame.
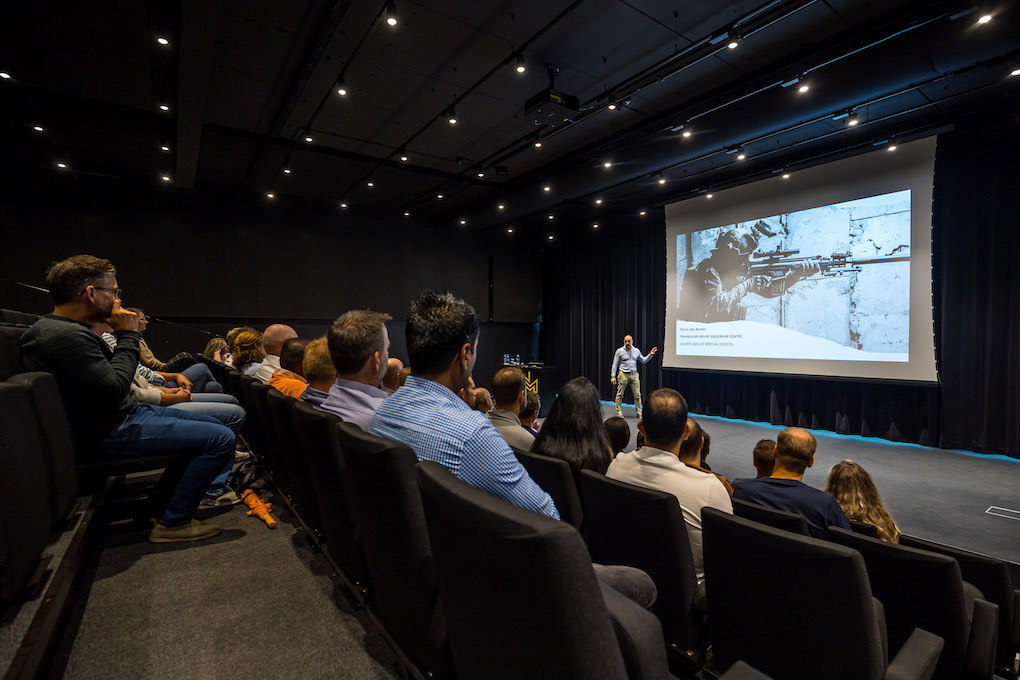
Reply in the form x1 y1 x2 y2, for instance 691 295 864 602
679 221 819 322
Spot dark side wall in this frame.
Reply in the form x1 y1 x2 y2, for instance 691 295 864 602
1 174 541 388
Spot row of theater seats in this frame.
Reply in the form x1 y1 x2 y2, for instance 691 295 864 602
203 356 1019 680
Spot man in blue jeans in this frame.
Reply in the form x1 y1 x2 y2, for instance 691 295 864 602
21 255 235 543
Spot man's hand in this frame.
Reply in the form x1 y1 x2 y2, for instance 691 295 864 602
172 373 193 391
108 302 139 332
649 347 658 356
610 377 616 385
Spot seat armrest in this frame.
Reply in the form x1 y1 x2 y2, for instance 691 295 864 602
964 599 999 679
884 628 943 680
600 582 671 680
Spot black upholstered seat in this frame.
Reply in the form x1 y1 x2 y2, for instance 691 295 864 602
417 460 672 680
702 508 944 680
266 388 322 535
731 496 810 535
512 446 583 528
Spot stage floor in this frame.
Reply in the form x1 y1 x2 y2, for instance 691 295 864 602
599 402 1020 566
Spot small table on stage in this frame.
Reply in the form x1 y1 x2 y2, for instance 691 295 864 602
503 364 557 417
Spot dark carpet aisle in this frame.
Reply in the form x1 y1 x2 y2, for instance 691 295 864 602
603 403 1020 565
61 496 398 680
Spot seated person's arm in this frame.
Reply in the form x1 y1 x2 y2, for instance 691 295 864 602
462 426 560 520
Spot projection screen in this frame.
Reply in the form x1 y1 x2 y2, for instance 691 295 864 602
664 137 938 382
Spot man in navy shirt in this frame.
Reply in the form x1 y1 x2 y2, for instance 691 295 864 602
732 427 849 539
610 334 658 418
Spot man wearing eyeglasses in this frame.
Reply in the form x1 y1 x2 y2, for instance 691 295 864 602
21 255 234 543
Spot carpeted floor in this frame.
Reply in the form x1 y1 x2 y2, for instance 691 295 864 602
603 401 1020 565
60 493 399 680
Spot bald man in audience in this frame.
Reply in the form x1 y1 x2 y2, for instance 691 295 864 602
732 428 850 538
254 323 298 384
299 337 336 408
473 386 493 412
317 310 391 429
485 367 535 451
269 337 309 399
380 357 404 394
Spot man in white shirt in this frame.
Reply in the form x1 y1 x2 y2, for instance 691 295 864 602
254 323 298 384
606 388 732 584
610 334 658 418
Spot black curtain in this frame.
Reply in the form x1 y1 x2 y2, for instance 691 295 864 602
540 107 1020 459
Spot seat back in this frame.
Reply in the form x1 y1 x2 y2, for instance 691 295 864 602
334 423 451 678
0 383 52 606
898 534 1018 674
731 497 810 535
702 508 887 680
849 520 881 538
7 372 77 527
249 381 291 492
416 460 630 680
236 375 265 460
266 388 322 535
828 527 981 679
0 309 40 326
512 447 583 528
0 325 27 381
579 469 700 650
290 402 368 586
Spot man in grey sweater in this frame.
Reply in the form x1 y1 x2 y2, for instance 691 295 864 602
485 367 535 451
20 255 234 543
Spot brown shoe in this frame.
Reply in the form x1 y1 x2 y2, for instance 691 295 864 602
149 519 222 543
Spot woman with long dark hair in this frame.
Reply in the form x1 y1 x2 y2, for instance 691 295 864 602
533 377 613 482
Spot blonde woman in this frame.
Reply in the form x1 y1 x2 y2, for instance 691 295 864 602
824 460 901 543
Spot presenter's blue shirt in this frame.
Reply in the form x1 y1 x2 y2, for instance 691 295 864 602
611 346 651 377
369 376 559 519
732 477 850 539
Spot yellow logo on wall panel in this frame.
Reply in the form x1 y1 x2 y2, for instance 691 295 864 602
524 371 539 393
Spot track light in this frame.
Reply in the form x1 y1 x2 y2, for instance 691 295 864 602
515 53 527 74
607 101 618 111
887 145 897 151
399 151 409 162
594 198 603 205
366 178 375 187
548 234 555 241
534 141 542 148
336 79 348 96
592 223 600 230
727 33 739 49
340 201 348 208
266 192 275 199
782 173 790 179
658 177 666 185
706 193 713 199
547 214 554 220
477 171 485 178
736 150 746 161
542 185 551 192
159 104 170 111
847 115 859 126
798 84 810 94
161 175 171 182
459 219 467 225
977 14 992 23
156 36 170 46
1011 68 1020 77
32 125 44 132
160 144 171 152
403 211 410 216
639 210 646 216
0 72 11 80
304 136 313 143
56 162 68 169
497 203 505 210
437 193 444 199
507 227 514 234
682 130 691 138
384 2 397 27
445 107 457 125
603 161 612 168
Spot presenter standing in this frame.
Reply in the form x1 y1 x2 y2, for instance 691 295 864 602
610 335 658 418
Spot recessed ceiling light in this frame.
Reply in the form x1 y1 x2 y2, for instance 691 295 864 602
507 227 514 234
160 144 170 152
534 141 542 148
156 36 170 46
977 14 992 23
595 198 603 205
32 125 44 132
366 179 375 187
159 104 170 111
459 219 467 225
548 234 555 240
682 130 691 138
404 211 410 216
639 210 646 216
476 171 485 178
161 175 171 182
1011 68 1020 77
592 223 599 229
56 162 67 169
543 185 551 192
336 83 348 97
782 173 790 179
706 193 714 199
515 53 527 74
283 168 292 175
727 40 739 49
607 102 618 111
847 116 859 126
658 177 666 185
736 152 746 161
0 72 12 80
340 201 348 208
887 145 897 151
399 154 408 162
603 161 612 168
497 203 505 210
437 193 444 199
304 136 313 143
266 192 275 199
547 214 554 220
798 84 809 93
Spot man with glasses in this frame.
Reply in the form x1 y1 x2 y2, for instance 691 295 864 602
21 255 234 543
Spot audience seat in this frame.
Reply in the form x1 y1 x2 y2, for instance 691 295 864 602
0 325 27 380
0 383 53 606
7 372 77 529
0 309 40 326
417 460 672 680
702 508 944 680
334 423 453 679
898 534 1020 680
511 447 583 528
266 388 322 536
249 381 292 494
579 470 703 661
828 527 999 680
289 402 369 591
850 520 881 538
730 497 810 535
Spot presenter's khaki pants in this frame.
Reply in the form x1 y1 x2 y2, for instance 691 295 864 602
615 371 642 417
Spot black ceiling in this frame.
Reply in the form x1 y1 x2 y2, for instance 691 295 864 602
2 0 1018 235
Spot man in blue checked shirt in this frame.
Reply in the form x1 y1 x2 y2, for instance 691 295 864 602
369 290 559 519
610 334 658 418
